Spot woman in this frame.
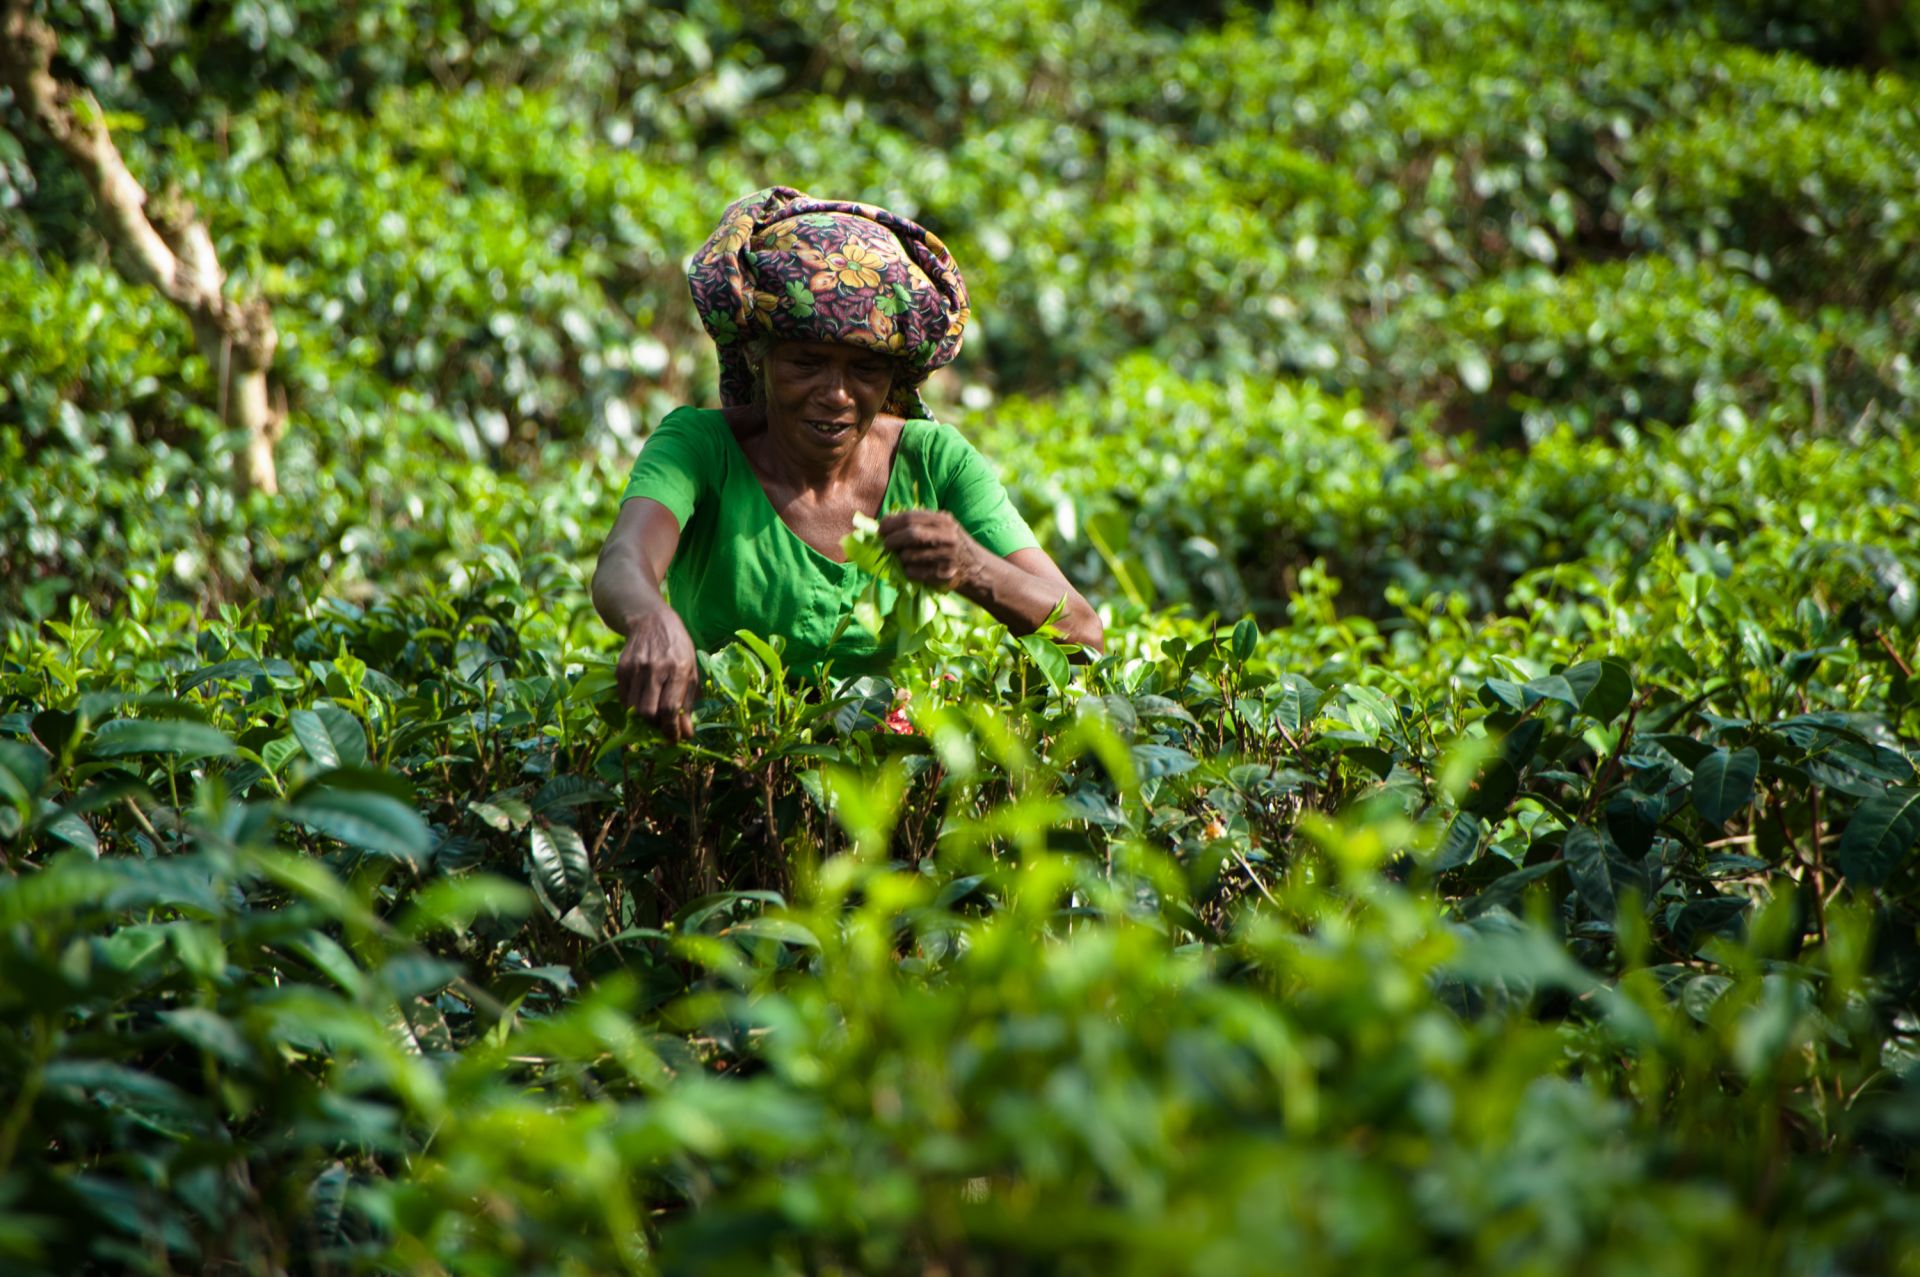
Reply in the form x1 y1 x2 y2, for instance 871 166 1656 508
592 187 1104 740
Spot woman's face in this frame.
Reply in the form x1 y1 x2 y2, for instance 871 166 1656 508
760 339 896 457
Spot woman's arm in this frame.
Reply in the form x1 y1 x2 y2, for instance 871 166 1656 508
592 499 700 741
878 511 1106 653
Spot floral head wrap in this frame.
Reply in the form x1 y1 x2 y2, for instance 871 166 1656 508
688 186 971 420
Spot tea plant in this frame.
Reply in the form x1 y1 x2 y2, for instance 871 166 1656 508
5 0 1920 1270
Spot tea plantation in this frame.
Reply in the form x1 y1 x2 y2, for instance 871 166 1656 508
4 1 1920 1272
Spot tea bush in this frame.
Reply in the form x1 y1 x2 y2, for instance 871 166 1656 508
5 0 1920 1271
4 550 1920 1271
982 355 1920 617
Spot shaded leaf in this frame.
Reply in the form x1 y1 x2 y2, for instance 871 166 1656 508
532 774 616 815
1692 747 1759 826
287 789 433 865
1131 744 1198 780
1434 810 1486 872
1836 788 1920 887
1563 659 1634 722
529 823 593 916
1563 825 1617 919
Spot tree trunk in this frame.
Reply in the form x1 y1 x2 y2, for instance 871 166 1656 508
0 0 284 496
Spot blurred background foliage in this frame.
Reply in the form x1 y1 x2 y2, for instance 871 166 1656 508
5 0 1920 1273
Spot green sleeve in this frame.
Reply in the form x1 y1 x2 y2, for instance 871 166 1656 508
619 406 713 530
926 422 1040 559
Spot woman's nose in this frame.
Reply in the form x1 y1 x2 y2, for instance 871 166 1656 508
818 372 854 408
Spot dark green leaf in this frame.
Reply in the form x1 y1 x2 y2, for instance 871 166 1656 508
1671 896 1749 953
1836 788 1920 887
1564 659 1633 722
31 708 83 758
295 766 415 804
160 1008 253 1066
1464 758 1520 819
379 954 462 1000
1231 617 1259 662
528 823 593 916
1605 788 1664 858
1522 674 1579 711
0 739 50 805
1434 811 1486 871
532 774 616 815
1692 747 1759 826
287 789 433 864
291 705 369 769
1650 733 1714 769
1480 678 1527 712
1563 825 1617 919
1268 675 1321 735
178 657 295 694
1132 744 1198 780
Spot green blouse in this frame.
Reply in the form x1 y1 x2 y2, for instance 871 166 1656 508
618 406 1039 674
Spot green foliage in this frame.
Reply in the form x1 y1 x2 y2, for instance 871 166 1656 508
982 355 1920 618
5 0 1920 1270
4 564 1920 1271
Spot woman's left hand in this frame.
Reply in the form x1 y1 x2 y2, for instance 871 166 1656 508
878 511 986 592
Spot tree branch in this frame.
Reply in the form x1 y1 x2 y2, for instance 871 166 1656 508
0 0 284 494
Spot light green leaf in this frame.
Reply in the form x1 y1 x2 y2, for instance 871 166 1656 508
90 719 236 760
1017 633 1072 693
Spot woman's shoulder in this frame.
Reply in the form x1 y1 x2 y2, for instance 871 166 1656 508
654 403 729 433
899 413 965 452
900 415 995 469
643 404 744 456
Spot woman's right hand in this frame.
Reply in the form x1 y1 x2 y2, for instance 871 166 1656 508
616 606 699 742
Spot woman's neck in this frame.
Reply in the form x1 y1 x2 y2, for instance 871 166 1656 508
730 403 902 496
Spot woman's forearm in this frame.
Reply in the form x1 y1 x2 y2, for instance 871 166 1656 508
593 499 685 637
591 542 670 636
957 554 1106 653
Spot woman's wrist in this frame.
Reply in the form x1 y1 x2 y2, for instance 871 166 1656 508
623 602 673 633
949 538 1001 601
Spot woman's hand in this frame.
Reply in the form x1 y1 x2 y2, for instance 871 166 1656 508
877 511 1106 654
595 497 697 742
616 606 699 742
878 510 987 591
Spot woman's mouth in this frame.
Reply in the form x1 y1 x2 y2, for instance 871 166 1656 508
807 419 855 441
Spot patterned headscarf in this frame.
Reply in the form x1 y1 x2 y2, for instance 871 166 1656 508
687 186 971 420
